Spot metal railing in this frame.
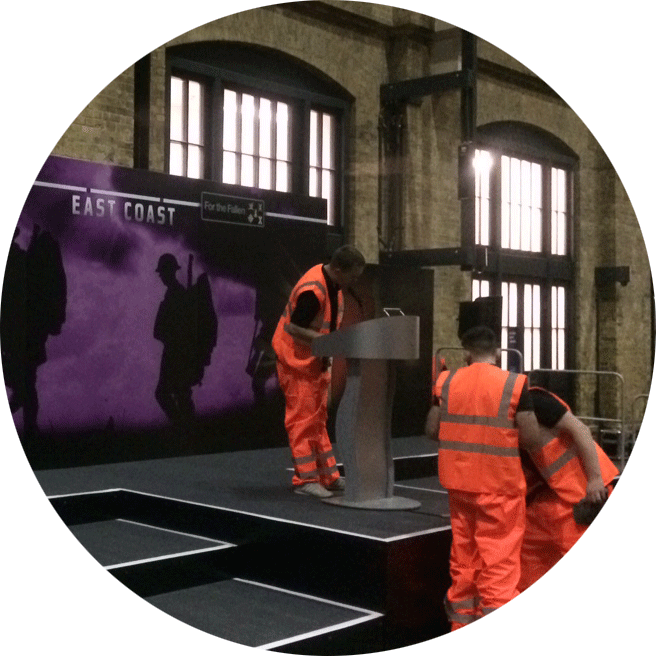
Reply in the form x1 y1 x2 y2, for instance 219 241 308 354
435 346 524 379
528 369 628 470
627 393 649 453
432 356 635 470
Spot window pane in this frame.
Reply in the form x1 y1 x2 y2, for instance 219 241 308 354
531 207 542 252
276 103 289 161
532 163 542 209
187 145 202 179
501 156 510 248
223 151 236 185
475 150 491 247
241 154 254 187
501 156 543 253
188 81 203 145
524 285 532 327
259 158 272 190
558 213 566 255
241 94 255 156
557 168 566 209
170 77 184 142
309 167 319 197
532 329 540 369
480 199 490 246
521 160 531 209
524 328 532 369
521 204 531 251
511 158 521 204
533 285 540 327
323 169 334 225
310 110 318 167
551 167 567 255
510 202 521 250
259 99 272 158
276 161 289 192
169 142 184 176
322 169 332 201
508 283 517 327
322 113 334 169
223 89 237 152
531 163 542 252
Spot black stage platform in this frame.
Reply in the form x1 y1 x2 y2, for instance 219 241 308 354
36 437 452 654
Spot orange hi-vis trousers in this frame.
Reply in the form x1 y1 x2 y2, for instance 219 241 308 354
276 361 340 488
518 487 584 592
445 491 526 631
518 483 613 592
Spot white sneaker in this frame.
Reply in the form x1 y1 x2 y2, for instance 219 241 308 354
326 477 345 492
294 482 333 498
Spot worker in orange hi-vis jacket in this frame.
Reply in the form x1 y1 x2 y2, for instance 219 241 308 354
517 386 619 592
426 326 542 631
272 245 365 500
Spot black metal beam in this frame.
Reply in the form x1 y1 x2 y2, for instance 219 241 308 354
381 70 473 106
379 247 473 268
379 246 575 282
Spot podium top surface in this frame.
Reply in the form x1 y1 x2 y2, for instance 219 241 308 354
312 315 419 360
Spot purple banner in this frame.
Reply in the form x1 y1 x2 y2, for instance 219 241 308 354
2 155 327 440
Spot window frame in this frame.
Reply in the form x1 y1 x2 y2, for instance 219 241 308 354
469 125 578 372
166 52 350 229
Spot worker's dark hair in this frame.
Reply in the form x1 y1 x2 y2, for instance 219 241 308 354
460 325 498 355
330 244 365 271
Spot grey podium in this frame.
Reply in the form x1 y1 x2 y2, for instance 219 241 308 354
312 315 421 510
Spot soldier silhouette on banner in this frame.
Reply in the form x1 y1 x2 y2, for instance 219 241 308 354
1 224 67 437
153 253 217 429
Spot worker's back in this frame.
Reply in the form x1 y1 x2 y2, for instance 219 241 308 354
435 363 527 494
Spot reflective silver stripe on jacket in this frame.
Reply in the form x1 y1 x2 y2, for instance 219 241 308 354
439 370 521 457
440 370 519 430
537 447 578 480
439 440 520 457
282 278 329 329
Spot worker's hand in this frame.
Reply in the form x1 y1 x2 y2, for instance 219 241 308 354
584 476 608 503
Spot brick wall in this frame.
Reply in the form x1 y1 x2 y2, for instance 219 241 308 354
50 1 652 420
52 66 135 167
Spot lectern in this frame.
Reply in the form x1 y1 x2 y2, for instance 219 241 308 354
312 315 421 510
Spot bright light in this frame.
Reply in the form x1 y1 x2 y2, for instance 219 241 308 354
473 149 492 173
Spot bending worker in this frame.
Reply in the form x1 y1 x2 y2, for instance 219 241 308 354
272 245 365 499
518 386 619 592
425 326 541 631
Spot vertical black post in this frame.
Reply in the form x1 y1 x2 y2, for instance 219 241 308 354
460 31 477 143
133 55 151 170
459 31 477 254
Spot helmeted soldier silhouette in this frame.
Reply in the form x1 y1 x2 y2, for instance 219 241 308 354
153 253 217 426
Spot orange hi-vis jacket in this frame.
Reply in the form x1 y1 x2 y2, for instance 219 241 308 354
272 264 344 375
434 364 528 495
525 388 619 504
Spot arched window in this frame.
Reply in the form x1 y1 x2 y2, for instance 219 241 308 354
166 42 353 228
470 122 577 372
